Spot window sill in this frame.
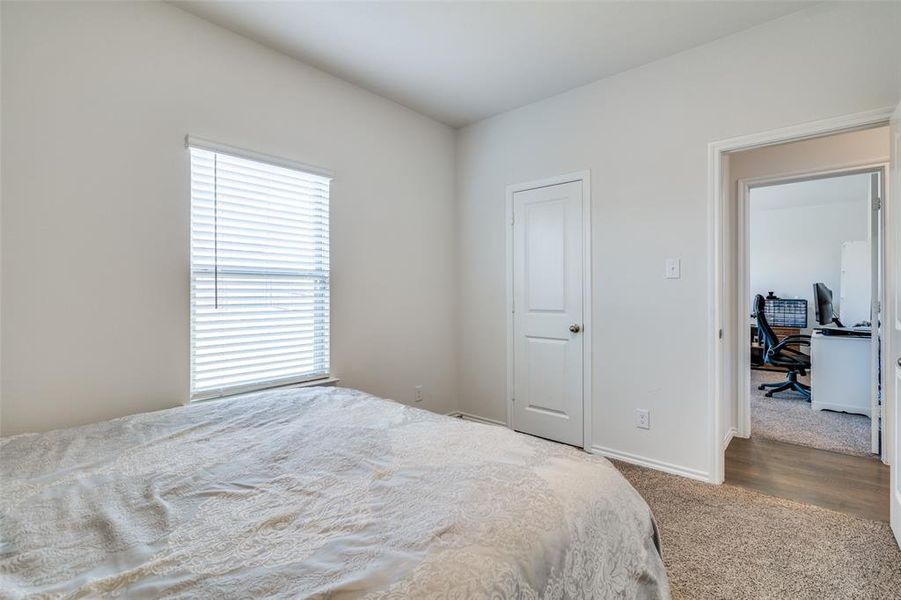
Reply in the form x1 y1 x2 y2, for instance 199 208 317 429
191 376 341 404
285 376 341 389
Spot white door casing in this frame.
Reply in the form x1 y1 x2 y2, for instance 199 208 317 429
889 102 901 547
869 172 882 456
709 106 895 484
510 179 585 447
735 165 887 449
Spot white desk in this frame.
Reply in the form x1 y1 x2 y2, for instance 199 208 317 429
810 330 871 417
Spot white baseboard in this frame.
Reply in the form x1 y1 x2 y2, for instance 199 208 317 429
893 490 901 549
446 412 712 483
445 411 508 428
590 445 711 483
722 427 737 451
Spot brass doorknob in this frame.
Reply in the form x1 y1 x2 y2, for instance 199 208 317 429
569 324 581 333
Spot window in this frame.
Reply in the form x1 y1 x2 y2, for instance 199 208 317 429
189 140 331 400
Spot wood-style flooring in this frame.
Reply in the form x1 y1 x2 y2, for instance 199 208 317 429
725 436 889 522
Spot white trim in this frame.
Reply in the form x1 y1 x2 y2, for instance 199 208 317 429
185 134 334 179
708 106 895 484
707 140 726 483
194 376 341 405
590 445 711 483
740 160 890 190
191 373 335 402
736 173 752 439
722 426 737 451
283 376 340 388
894 489 901 548
710 107 894 156
505 171 593 450
445 411 509 427
505 188 515 430
890 104 901 547
581 172 593 451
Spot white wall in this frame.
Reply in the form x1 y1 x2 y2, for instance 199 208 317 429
456 2 901 479
749 178 870 328
0 1 458 435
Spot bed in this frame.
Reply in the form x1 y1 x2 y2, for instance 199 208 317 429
0 386 669 598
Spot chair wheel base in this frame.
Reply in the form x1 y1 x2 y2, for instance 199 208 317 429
756 370 811 400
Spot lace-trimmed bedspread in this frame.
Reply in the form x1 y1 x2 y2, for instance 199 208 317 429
1 386 669 598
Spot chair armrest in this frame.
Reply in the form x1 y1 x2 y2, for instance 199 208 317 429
779 346 808 357
769 335 811 355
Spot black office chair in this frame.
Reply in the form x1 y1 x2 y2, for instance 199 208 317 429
754 294 812 400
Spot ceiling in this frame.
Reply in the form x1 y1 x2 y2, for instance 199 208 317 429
173 1 809 128
751 173 872 212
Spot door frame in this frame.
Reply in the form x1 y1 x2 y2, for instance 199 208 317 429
708 106 896 484
734 163 888 455
506 170 592 451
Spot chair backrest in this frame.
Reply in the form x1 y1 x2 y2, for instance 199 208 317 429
754 294 780 357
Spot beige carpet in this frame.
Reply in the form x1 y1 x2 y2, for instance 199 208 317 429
616 462 901 600
751 370 871 456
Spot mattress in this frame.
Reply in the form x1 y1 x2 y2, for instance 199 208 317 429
0 386 669 598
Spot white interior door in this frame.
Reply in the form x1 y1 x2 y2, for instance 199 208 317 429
889 102 901 547
512 181 584 447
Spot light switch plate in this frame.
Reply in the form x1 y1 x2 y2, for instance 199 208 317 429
665 258 681 279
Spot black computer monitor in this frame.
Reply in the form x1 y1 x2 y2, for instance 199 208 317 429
812 282 844 327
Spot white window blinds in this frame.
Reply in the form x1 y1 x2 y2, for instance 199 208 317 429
189 143 331 400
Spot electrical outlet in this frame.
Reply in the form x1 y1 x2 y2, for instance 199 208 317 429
636 409 650 430
414 385 424 403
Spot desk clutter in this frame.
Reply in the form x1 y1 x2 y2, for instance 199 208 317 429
749 286 873 418
761 296 807 329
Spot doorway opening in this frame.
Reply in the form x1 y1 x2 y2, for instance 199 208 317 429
719 124 892 522
743 168 884 457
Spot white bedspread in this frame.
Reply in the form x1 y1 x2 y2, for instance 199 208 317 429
1 386 669 598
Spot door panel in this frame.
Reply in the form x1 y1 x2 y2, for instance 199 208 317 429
526 201 567 311
512 181 584 446
525 337 568 415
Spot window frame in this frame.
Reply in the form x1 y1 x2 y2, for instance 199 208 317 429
186 135 334 401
